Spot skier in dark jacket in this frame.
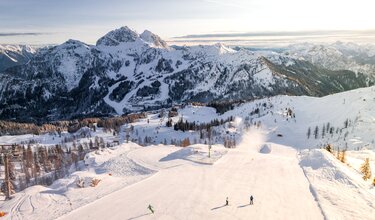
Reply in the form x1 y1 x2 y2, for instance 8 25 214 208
250 195 254 205
226 197 229 206
148 204 154 214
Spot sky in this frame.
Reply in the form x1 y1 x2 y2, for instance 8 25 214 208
1 0 375 46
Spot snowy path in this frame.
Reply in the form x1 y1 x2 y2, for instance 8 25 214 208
59 131 323 220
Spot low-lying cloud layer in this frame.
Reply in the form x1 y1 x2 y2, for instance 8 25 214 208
170 30 375 47
174 30 375 39
0 32 47 37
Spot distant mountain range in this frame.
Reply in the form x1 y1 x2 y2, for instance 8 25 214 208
0 26 374 122
0 44 35 72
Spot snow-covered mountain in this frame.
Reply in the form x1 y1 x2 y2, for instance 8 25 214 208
0 44 35 72
285 42 375 75
0 26 374 122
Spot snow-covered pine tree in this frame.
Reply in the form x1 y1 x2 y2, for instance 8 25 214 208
314 126 319 139
326 123 330 133
344 119 349 128
126 128 130 143
99 137 105 148
329 127 334 137
166 118 173 127
89 139 93 149
94 136 99 148
307 127 311 139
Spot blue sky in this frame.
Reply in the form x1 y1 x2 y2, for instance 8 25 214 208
1 0 375 45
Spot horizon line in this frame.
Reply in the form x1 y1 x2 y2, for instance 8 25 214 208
173 29 375 39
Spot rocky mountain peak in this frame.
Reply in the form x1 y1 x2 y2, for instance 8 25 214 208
58 39 90 50
140 30 168 48
96 26 139 46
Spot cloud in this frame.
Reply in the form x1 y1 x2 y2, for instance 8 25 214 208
169 30 375 48
0 32 48 37
174 30 375 39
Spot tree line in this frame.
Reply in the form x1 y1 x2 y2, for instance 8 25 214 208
0 137 115 197
0 112 147 136
171 116 234 132
307 118 352 140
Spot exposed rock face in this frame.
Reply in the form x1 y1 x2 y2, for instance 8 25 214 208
96 26 139 46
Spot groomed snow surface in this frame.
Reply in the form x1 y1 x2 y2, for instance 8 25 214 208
59 130 323 220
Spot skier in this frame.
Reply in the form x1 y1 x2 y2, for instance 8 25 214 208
225 197 229 206
250 195 254 205
148 204 154 214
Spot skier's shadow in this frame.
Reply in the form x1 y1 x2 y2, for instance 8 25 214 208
238 204 251 208
128 213 151 220
211 204 227 210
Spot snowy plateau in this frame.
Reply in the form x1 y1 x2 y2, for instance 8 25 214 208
0 85 375 219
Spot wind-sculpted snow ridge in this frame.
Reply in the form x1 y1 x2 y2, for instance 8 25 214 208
1 26 374 121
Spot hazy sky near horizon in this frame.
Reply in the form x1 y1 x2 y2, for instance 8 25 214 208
1 0 375 45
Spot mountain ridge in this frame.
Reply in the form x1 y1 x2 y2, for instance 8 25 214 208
0 27 374 122
0 44 35 72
